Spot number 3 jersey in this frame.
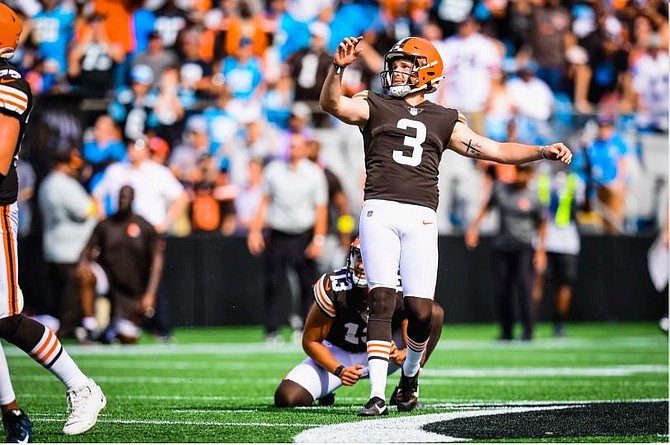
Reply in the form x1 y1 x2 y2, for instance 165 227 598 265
0 59 32 205
361 91 460 211
313 267 406 353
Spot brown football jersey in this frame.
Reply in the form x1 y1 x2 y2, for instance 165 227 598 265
361 91 459 211
313 267 405 353
0 59 32 205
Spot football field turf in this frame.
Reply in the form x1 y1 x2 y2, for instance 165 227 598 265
4 322 668 443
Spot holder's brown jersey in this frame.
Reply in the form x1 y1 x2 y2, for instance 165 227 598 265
361 91 460 211
313 267 405 353
0 59 32 205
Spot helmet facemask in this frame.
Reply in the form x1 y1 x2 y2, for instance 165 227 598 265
381 54 440 98
346 242 367 288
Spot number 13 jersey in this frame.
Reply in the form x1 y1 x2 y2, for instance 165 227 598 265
361 91 460 211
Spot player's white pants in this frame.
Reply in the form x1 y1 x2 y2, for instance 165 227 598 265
285 330 404 400
359 199 438 299
0 204 23 318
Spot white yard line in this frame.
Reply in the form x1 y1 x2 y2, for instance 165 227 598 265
2 337 664 357
9 365 666 385
421 364 668 377
30 417 322 427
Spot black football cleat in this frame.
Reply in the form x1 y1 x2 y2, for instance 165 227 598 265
357 397 388 416
395 369 419 412
389 385 400 406
3 409 32 443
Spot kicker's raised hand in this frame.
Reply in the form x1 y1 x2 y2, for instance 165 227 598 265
334 36 363 68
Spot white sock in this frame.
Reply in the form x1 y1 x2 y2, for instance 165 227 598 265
0 342 16 405
30 327 88 390
368 358 389 400
403 336 428 378
367 340 392 401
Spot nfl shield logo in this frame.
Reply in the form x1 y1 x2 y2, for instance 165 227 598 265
409 107 418 116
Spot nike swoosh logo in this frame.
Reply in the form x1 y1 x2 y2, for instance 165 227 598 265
18 434 29 443
0 78 15 84
422 221 433 225
373 404 386 414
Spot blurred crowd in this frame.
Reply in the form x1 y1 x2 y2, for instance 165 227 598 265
9 0 669 231
5 0 668 340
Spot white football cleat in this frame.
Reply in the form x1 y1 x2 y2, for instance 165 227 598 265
63 378 107 435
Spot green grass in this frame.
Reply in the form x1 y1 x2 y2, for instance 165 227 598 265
3 322 668 443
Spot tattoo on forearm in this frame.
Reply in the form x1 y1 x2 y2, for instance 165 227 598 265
465 139 483 157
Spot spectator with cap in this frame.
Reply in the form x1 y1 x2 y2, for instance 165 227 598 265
218 36 264 104
228 114 279 188
276 102 314 159
131 30 178 90
169 114 216 188
286 21 333 127
505 60 555 145
202 85 239 164
82 114 126 192
38 148 98 338
108 64 159 141
572 115 631 234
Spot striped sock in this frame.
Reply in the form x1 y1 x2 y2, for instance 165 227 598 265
30 327 88 390
367 340 392 400
402 336 429 378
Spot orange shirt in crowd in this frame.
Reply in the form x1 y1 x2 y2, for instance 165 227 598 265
94 0 138 54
